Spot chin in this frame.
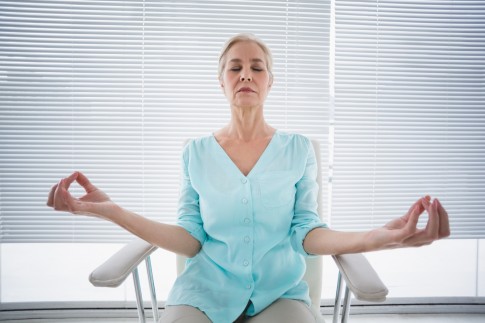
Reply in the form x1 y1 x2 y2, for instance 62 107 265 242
234 99 261 108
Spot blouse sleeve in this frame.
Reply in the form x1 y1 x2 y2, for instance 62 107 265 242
176 141 207 245
290 137 328 257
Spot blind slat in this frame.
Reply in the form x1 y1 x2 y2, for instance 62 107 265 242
331 0 485 238
0 0 330 243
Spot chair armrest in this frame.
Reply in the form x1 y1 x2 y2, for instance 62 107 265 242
89 238 158 288
332 253 388 302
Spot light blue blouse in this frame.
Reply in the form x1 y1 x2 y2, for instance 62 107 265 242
166 131 327 322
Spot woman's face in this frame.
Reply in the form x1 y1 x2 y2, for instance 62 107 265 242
220 41 273 110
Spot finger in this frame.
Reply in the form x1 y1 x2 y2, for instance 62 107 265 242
424 199 440 240
403 204 422 236
62 187 79 213
421 197 431 213
53 179 68 211
402 197 425 222
399 199 432 247
415 197 426 215
48 173 77 208
55 173 77 200
406 197 423 214
47 183 59 207
408 204 424 232
402 198 440 247
75 171 97 193
436 198 451 238
63 171 79 191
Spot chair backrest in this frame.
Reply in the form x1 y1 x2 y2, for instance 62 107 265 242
175 138 323 313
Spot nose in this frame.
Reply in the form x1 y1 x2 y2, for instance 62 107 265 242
240 70 252 82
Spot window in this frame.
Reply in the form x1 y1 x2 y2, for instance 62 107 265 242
330 0 485 237
0 0 330 242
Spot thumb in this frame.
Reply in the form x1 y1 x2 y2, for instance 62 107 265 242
405 204 421 234
64 171 79 189
75 171 98 193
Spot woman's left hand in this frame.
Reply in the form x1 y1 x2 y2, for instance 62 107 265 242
369 196 450 250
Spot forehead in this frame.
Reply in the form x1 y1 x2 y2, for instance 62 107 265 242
226 41 267 63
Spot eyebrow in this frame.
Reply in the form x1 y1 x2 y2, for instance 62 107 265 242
228 58 265 64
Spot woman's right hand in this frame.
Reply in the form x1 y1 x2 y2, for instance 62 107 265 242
47 171 116 218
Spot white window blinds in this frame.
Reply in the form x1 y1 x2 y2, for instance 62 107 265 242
331 1 485 238
0 1 330 242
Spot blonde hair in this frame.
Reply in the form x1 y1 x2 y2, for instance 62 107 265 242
218 33 273 80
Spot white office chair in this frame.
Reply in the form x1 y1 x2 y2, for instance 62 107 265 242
89 139 388 323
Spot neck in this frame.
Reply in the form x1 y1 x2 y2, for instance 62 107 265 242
223 105 274 141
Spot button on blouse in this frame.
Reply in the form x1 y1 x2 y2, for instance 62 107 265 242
166 131 327 322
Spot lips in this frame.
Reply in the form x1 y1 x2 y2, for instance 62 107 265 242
238 87 255 93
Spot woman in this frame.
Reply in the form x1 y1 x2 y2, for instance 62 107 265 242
47 33 450 323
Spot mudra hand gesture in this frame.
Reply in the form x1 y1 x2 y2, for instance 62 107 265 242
370 196 450 250
303 195 450 255
47 171 114 218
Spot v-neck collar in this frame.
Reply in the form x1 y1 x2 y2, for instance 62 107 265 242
211 130 279 178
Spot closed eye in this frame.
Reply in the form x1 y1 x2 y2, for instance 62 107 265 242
228 66 264 72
